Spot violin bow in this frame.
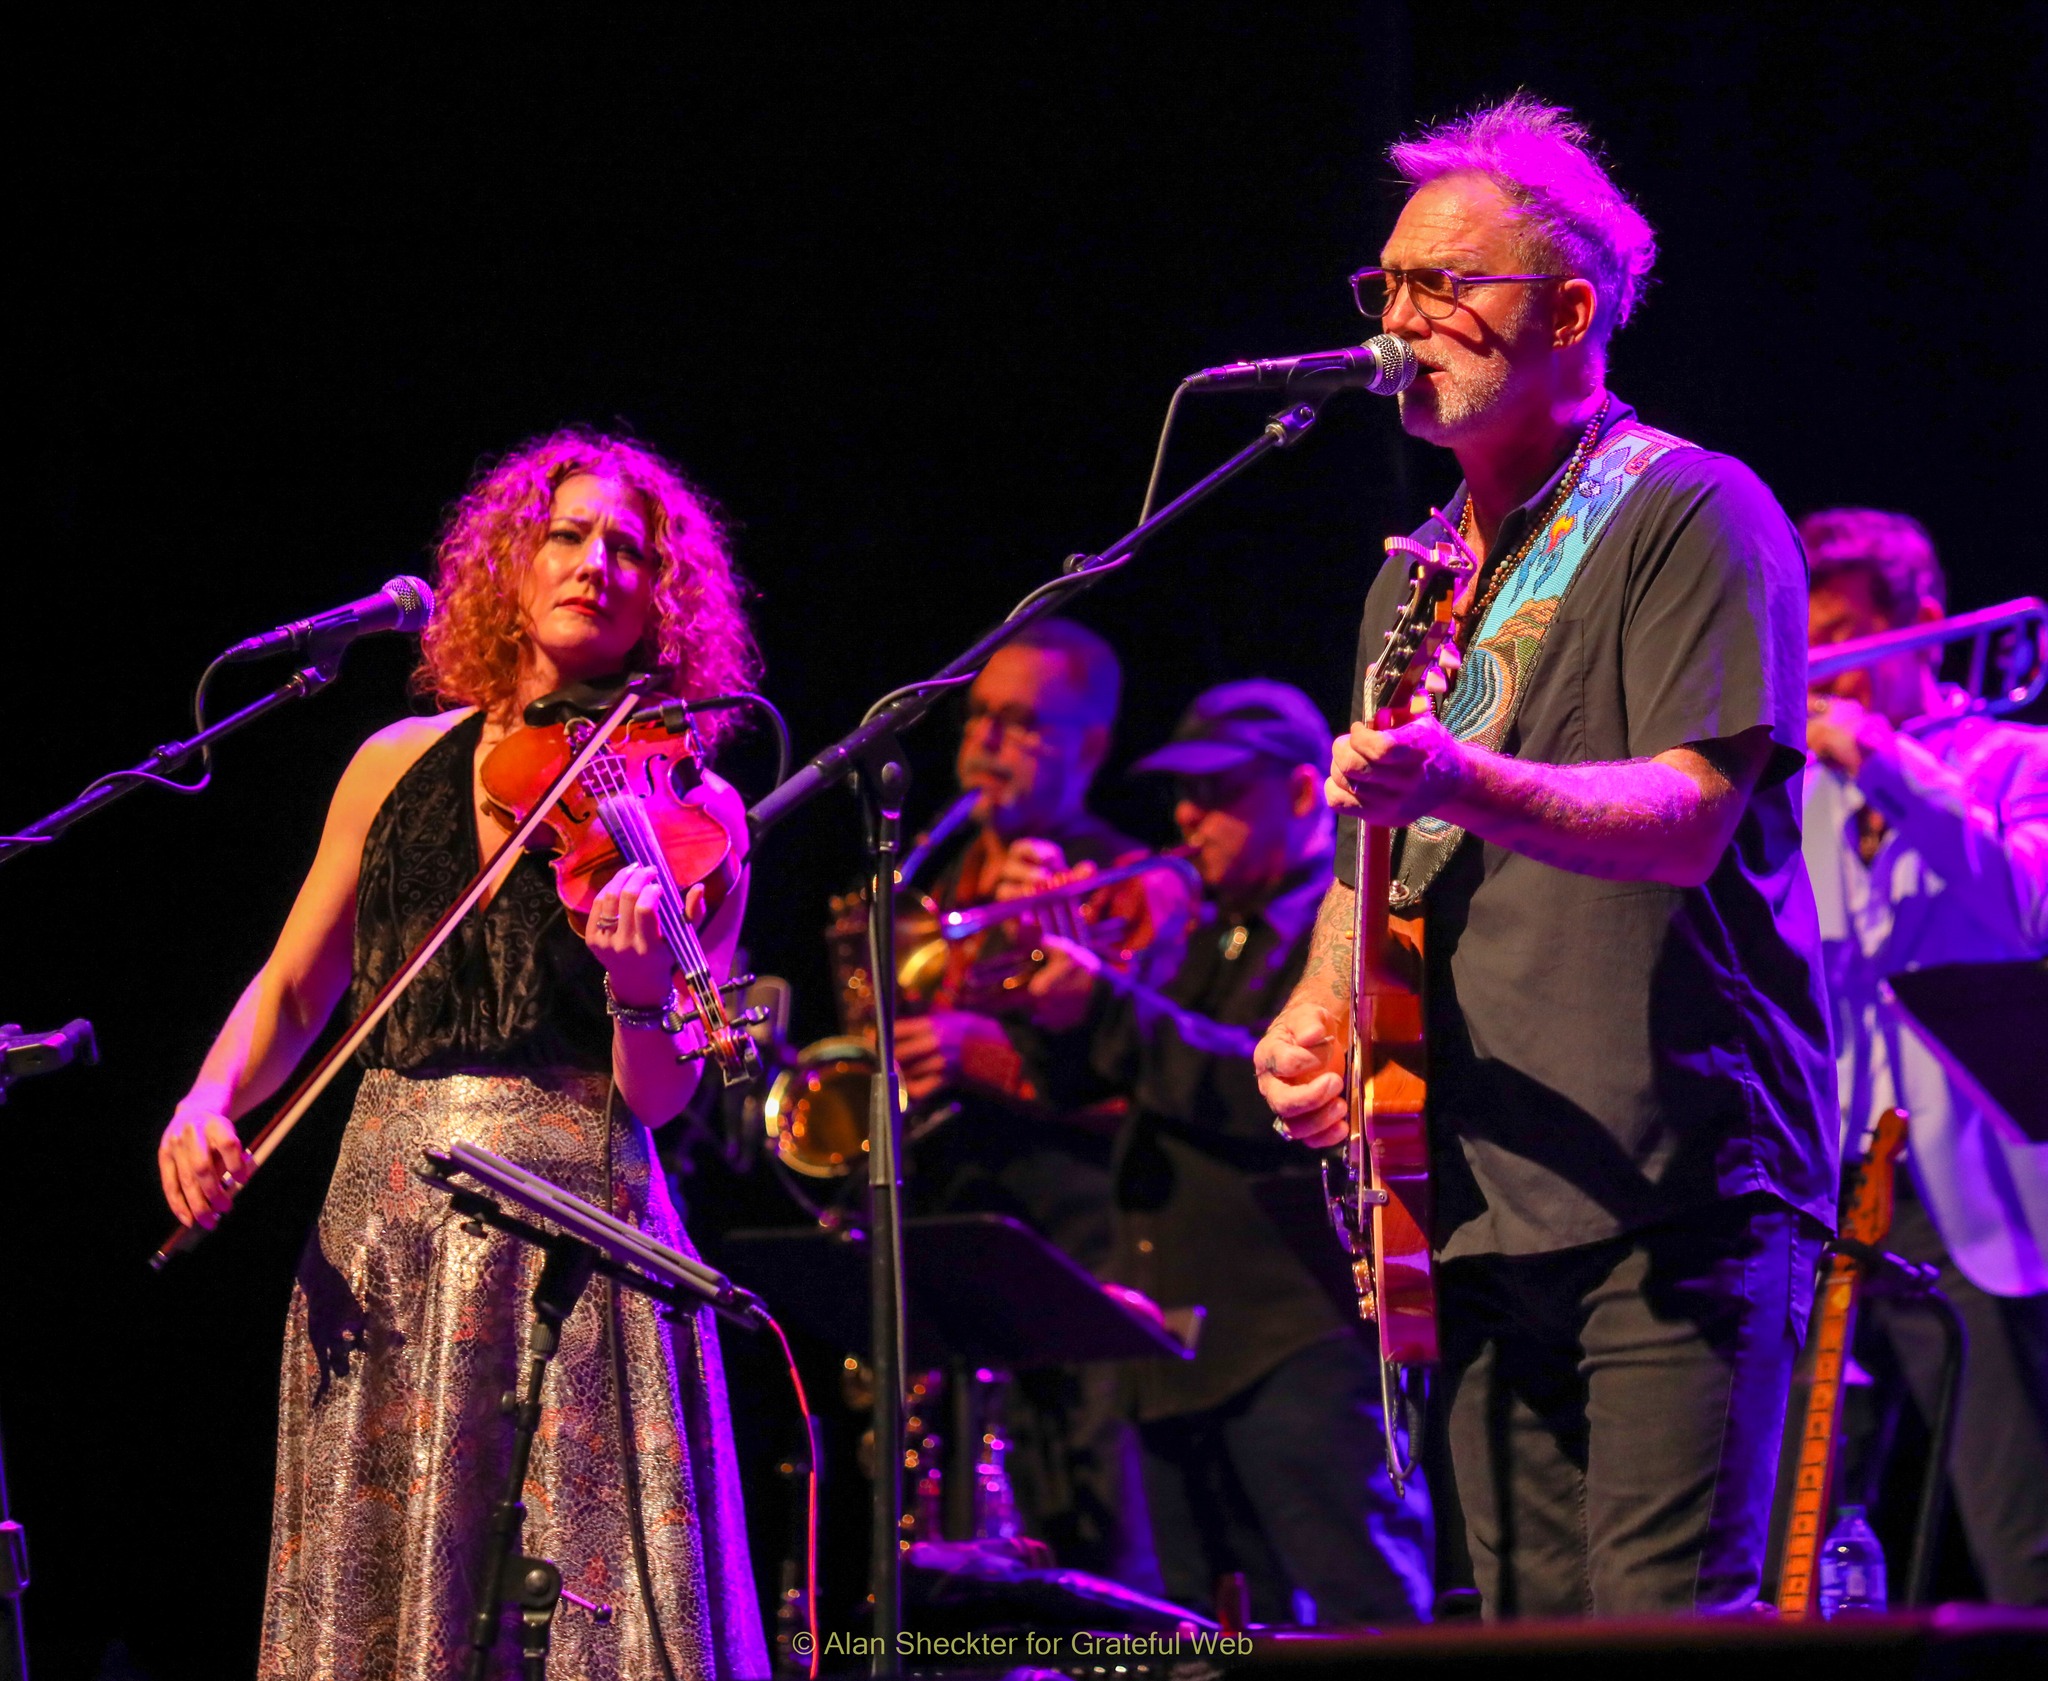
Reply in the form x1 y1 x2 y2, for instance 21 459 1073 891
151 690 645 1269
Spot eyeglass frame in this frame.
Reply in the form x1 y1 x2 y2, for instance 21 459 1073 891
1349 266 1570 321
962 696 1098 750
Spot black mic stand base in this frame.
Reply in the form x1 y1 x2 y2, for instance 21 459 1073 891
466 1238 593 1681
0 1404 25 1681
1835 1237 1967 1608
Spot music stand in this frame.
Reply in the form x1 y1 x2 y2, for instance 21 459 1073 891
721 1213 1187 1372
722 1213 1186 1545
1886 961 2048 1144
417 1141 767 1681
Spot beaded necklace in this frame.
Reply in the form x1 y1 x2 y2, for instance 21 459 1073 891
1456 395 1611 636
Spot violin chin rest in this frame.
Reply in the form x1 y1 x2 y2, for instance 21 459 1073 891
521 667 675 727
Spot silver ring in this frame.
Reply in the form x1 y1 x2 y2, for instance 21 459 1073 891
593 915 620 933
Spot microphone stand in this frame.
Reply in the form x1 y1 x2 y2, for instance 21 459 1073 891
745 396 1325 1674
0 657 341 867
0 1019 100 1681
1 1404 24 1681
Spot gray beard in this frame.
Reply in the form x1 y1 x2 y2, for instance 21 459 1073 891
1396 354 1514 445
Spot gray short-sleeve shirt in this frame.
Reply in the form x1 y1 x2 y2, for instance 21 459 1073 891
1336 401 1838 1258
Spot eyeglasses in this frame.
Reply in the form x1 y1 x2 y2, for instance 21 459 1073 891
1349 266 1567 321
964 699 1089 748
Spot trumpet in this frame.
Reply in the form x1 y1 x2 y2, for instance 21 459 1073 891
938 848 1203 944
763 791 976 1181
763 839 1200 1179
1810 596 2047 717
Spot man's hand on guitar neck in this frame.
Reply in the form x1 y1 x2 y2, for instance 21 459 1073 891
1327 713 1469 827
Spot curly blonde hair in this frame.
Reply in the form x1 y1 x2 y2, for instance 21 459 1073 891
415 428 759 746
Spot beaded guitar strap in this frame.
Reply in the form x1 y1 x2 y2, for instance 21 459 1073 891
1390 418 1698 908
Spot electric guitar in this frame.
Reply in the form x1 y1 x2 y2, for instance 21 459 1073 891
1776 1104 1910 1619
1325 525 1477 1491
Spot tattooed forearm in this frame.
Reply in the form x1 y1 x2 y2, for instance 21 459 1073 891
1287 880 1356 1010
1436 732 1767 887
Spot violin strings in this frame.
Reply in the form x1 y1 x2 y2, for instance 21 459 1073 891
585 747 718 1002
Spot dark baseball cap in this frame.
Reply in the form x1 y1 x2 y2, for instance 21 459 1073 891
1129 679 1335 777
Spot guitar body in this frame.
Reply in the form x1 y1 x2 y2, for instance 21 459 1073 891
1344 783 1438 1366
1317 529 1477 1483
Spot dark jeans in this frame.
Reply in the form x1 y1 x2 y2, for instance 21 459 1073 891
1845 1184 2048 1606
1440 1193 1823 1617
1137 1333 1434 1626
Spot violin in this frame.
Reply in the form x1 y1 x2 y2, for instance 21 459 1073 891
480 701 765 1086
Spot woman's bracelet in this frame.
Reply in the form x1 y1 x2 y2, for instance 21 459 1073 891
603 973 684 1034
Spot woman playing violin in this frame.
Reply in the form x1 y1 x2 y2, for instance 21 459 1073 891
157 430 768 1680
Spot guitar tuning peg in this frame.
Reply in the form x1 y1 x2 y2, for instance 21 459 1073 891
719 973 758 994
735 1006 773 1028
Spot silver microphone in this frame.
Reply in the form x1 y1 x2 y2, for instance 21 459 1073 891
220 575 436 664
1185 332 1418 396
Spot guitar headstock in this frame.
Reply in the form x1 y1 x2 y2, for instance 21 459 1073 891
1364 519 1481 725
1842 1105 1909 1245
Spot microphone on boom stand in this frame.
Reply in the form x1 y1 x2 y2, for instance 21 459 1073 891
1184 331 1418 397
218 575 435 664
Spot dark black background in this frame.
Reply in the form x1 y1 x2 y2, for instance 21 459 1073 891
6 7 2040 1675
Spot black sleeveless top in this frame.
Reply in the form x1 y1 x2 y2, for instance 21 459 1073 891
350 712 613 1074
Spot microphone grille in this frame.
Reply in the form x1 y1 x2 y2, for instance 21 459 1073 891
384 575 436 631
1365 333 1418 395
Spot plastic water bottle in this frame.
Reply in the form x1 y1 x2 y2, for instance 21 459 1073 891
1817 1505 1888 1617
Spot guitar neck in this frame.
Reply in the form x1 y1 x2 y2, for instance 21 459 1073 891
1776 1105 1909 1619
1353 820 1399 997
1776 1251 1864 1620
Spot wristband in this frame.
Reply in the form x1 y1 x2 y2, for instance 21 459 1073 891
604 973 685 1034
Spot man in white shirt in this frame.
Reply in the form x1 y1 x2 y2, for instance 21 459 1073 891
1804 507 2048 1605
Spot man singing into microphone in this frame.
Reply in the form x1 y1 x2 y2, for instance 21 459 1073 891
1256 96 1835 1616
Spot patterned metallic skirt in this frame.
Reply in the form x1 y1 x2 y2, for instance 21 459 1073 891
259 1068 768 1680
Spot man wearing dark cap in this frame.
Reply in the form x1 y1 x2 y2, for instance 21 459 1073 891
1025 680 1434 1626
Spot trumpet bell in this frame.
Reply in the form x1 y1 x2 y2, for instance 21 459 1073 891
896 933 952 1004
762 1037 902 1178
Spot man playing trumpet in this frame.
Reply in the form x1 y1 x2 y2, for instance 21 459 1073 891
890 615 1193 1586
895 616 1193 1265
